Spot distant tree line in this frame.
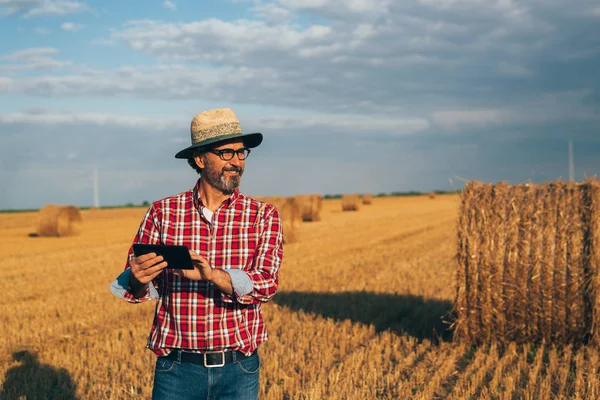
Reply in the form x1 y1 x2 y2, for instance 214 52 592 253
323 190 457 200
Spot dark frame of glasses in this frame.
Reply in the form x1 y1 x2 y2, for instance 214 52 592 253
208 148 251 161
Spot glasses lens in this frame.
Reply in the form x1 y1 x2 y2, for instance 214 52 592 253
237 149 250 160
219 149 235 160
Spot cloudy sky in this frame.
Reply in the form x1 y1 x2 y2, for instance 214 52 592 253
1 0 599 209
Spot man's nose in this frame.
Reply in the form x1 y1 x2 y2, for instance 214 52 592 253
228 155 243 167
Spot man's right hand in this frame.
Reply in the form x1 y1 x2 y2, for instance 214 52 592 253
128 252 167 296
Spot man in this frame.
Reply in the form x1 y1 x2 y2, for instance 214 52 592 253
110 108 283 400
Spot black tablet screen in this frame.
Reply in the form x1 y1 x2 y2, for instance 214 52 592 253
132 244 194 270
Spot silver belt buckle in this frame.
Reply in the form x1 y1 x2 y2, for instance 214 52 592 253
204 351 225 368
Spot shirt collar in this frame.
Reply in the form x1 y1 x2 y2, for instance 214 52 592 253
193 178 240 211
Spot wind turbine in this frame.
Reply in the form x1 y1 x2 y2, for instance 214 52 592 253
93 167 100 208
569 140 575 182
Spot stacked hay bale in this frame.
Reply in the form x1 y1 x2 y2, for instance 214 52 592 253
341 194 360 211
256 196 301 243
295 194 323 222
362 194 373 205
36 204 83 237
454 180 600 345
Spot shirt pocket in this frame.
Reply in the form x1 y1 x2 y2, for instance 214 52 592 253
223 226 259 271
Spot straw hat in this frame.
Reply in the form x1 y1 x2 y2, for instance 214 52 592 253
175 108 263 159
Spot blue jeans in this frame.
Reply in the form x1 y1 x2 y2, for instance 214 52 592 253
151 350 260 400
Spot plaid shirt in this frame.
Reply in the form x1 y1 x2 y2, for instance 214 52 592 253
121 178 283 356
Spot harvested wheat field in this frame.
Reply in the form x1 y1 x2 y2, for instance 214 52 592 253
1 195 600 399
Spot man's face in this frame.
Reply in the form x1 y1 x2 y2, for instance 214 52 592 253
198 141 246 195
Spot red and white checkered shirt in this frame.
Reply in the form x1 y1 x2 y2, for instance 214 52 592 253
121 178 283 356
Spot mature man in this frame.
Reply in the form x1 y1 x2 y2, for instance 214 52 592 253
110 108 283 400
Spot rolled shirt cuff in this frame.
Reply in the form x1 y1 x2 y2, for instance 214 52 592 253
109 268 159 299
225 269 253 298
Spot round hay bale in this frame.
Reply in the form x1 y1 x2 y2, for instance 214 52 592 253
257 196 300 244
341 194 360 211
57 205 82 236
295 194 322 222
453 180 600 346
37 204 61 236
36 204 82 237
362 194 373 205
311 194 323 221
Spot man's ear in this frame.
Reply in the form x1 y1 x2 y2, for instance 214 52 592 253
193 152 206 169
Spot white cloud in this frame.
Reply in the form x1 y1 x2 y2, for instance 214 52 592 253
90 37 115 46
417 0 523 14
0 0 87 17
352 23 375 40
247 113 430 135
0 47 72 71
0 110 176 128
0 77 11 91
278 0 392 18
2 0 599 130
2 47 58 61
253 3 292 24
0 0 42 15
61 21 84 32
0 0 88 18
496 61 534 78
162 0 176 10
24 0 87 17
35 27 51 34
0 107 429 137
114 19 333 61
0 64 259 97
432 109 510 130
432 91 600 130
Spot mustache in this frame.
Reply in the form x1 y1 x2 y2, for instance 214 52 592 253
223 166 243 173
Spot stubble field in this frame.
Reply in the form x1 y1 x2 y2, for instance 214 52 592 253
1 195 599 399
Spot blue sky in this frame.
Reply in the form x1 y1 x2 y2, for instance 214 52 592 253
1 0 599 209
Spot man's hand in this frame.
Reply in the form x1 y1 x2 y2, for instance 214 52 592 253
173 251 234 296
129 252 167 285
172 251 214 281
128 252 167 298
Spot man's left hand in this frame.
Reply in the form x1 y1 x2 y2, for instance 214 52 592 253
173 251 214 281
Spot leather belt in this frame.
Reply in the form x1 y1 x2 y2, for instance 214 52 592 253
164 349 253 368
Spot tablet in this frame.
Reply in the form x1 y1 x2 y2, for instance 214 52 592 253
132 244 194 270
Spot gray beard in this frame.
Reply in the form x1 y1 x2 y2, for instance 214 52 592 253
201 157 244 195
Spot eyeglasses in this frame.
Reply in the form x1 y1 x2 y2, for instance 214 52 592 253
208 148 251 161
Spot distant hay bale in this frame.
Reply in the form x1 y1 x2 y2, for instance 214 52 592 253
429 192 436 199
37 204 82 237
341 194 360 211
257 196 301 243
362 194 373 205
453 180 600 346
296 194 323 222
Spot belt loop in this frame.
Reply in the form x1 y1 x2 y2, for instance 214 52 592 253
177 349 182 363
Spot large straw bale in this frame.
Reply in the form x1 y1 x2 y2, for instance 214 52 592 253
489 182 509 342
256 196 301 243
341 194 360 211
37 204 82 237
453 180 600 345
295 194 322 222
